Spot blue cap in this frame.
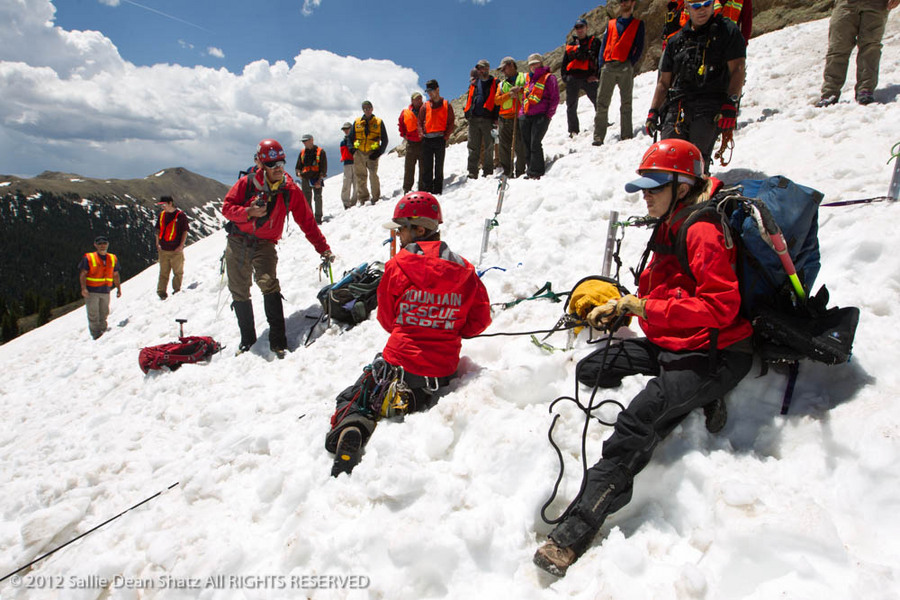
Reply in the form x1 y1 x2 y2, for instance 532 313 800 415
624 172 675 193
574 18 588 27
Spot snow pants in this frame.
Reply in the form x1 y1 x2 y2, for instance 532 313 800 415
821 0 890 98
549 338 753 555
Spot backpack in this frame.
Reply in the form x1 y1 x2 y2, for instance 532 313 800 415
139 336 221 374
668 176 860 410
317 262 384 326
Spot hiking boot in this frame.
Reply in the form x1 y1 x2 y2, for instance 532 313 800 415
569 131 577 138
856 90 875 105
467 173 478 180
232 300 257 351
703 398 727 433
815 94 839 108
273 349 286 360
264 293 287 354
591 140 603 147
533 541 577 577
524 174 541 180
158 291 168 300
235 343 253 356
331 426 363 477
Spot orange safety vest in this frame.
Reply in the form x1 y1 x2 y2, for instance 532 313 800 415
565 36 597 72
424 99 449 134
523 71 551 114
464 78 497 113
603 18 641 63
158 210 182 242
401 106 420 138
299 147 323 176
495 72 527 118
716 0 743 24
84 252 117 288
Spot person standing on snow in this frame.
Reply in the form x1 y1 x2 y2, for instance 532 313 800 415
79 235 121 340
417 80 455 195
562 18 601 138
494 57 528 178
295 134 327 225
464 59 500 180
339 122 357 209
592 0 645 146
325 192 491 477
520 53 559 180
815 0 899 107
155 195 188 300
399 92 425 195
533 139 753 577
222 139 334 358
350 100 388 204
645 0 746 173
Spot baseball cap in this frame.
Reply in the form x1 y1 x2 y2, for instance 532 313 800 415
425 79 439 91
574 18 588 27
156 196 175 206
411 91 423 100
476 59 490 69
527 53 543 65
341 122 352 129
361 100 373 109
94 235 109 244
500 56 516 68
301 133 313 142
624 171 697 193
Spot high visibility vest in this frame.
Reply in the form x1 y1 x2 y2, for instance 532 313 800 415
354 117 383 153
496 72 527 118
424 99 449 134
715 0 743 25
299 147 322 176
523 71 551 114
603 18 641 63
565 36 597 72
464 78 497 113
84 252 117 288
401 106 420 140
158 210 182 242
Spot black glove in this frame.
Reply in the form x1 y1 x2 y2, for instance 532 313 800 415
644 108 660 137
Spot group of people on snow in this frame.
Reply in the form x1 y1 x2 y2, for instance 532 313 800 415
75 0 895 580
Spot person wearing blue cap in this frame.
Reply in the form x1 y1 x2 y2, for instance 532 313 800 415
78 235 122 339
562 17 601 138
533 138 753 577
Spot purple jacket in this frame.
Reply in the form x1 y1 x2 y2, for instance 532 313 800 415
520 66 559 119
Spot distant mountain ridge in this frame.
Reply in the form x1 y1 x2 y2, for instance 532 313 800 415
0 167 228 336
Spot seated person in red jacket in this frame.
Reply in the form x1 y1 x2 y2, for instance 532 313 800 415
325 192 492 477
534 139 754 576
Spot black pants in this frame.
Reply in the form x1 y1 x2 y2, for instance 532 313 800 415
661 98 721 174
549 338 753 553
520 114 551 177
565 76 599 134
420 137 447 194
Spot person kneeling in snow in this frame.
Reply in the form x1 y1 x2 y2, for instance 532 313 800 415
325 192 492 477
533 139 754 576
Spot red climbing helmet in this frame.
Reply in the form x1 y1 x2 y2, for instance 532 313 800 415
255 139 286 163
383 192 443 230
625 139 705 192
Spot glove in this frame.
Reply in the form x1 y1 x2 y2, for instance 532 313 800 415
353 140 361 149
371 141 380 150
586 299 619 329
616 294 647 319
320 250 335 265
644 108 660 137
717 103 737 131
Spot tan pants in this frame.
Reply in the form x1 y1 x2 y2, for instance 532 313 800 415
225 236 280 303
403 140 423 193
157 249 184 295
822 0 890 97
85 292 110 339
341 163 357 208
594 61 635 144
354 151 381 203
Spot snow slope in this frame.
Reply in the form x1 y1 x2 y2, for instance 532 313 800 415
2 13 900 600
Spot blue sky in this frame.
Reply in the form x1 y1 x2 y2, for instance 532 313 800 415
1 0 605 185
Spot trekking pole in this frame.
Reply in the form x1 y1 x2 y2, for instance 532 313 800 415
601 211 619 277
176 318 187 337
0 483 180 584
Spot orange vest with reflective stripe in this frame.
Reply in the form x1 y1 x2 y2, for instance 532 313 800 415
158 210 182 242
424 100 449 134
300 147 323 176
603 18 641 63
464 79 497 113
401 106 420 140
716 0 743 24
523 72 551 114
84 252 117 288
565 36 597 72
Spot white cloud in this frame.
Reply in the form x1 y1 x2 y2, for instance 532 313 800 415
301 0 322 16
98 0 120 6
0 0 420 184
207 46 224 59
178 39 194 50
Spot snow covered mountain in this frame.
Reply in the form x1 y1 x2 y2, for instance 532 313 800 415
1 12 899 600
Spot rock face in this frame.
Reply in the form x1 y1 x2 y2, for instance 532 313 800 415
0 168 228 305
446 0 832 144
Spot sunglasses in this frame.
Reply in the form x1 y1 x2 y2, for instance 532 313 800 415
687 0 713 8
263 160 285 169
643 182 671 195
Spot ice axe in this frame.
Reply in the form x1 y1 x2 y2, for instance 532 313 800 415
176 318 187 337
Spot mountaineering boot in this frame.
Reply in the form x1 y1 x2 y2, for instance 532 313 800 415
232 300 257 354
815 94 839 108
263 292 287 357
533 542 577 577
331 426 363 477
703 398 727 433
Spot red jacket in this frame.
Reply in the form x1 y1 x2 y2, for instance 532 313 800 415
638 180 752 351
377 241 491 377
221 170 330 253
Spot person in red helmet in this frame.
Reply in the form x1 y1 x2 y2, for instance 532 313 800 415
325 192 491 477
222 139 334 358
534 139 753 576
